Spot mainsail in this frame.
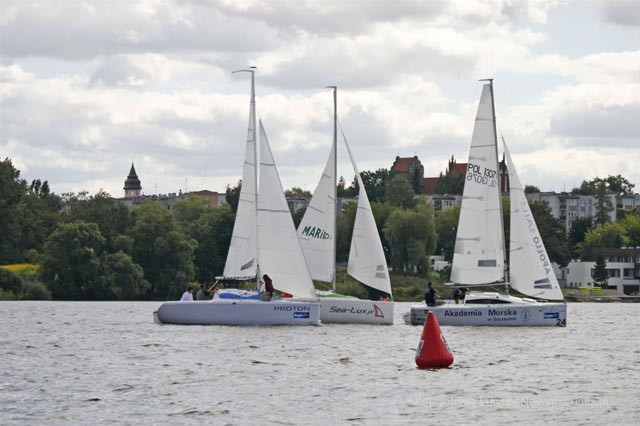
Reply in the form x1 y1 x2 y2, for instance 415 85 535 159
297 142 336 283
257 121 316 299
344 137 393 296
223 74 257 279
451 83 505 285
504 140 564 300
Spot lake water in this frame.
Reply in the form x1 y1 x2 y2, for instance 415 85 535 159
1 302 639 425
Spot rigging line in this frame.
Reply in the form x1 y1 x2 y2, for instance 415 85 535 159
201 73 233 189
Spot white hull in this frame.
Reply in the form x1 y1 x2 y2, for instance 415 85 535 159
155 299 320 326
405 302 567 327
319 297 394 324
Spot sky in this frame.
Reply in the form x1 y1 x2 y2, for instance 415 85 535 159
1 0 639 198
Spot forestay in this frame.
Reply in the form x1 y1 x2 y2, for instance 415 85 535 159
297 142 336 283
223 83 257 279
256 121 316 299
504 141 564 300
451 83 505 285
344 138 392 296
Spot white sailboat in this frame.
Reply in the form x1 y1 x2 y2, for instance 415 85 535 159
155 69 319 325
298 87 394 324
406 80 566 327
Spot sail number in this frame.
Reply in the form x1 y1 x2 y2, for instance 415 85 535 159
467 163 497 188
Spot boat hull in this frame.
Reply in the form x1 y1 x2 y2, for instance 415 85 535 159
319 298 394 324
405 303 567 327
155 300 321 326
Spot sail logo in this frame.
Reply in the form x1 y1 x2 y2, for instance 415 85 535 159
300 225 331 240
521 199 552 275
274 305 311 312
466 163 497 188
373 304 384 318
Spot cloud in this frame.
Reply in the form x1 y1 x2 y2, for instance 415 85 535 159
598 0 640 28
0 1 281 60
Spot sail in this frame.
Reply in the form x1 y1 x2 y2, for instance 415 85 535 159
344 138 392 296
451 83 505 284
297 142 336 283
257 121 316 299
504 141 564 300
223 85 257 279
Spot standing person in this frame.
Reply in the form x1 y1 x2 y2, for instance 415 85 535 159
195 284 208 301
207 280 220 299
259 274 274 301
180 286 194 301
424 282 438 307
453 288 462 304
460 288 469 302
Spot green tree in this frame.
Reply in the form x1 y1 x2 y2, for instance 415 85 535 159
410 166 423 195
592 255 608 288
285 187 312 197
40 221 106 300
524 185 540 194
356 169 393 202
594 180 614 225
336 202 357 262
383 204 437 276
0 268 22 296
292 206 306 228
619 212 640 247
568 216 593 258
129 202 196 299
100 251 149 299
384 174 416 209
434 170 465 195
434 206 460 262
174 197 235 282
15 192 60 261
604 175 635 195
529 200 571 267
337 176 356 197
0 158 28 263
66 190 131 248
225 180 242 213
579 222 629 260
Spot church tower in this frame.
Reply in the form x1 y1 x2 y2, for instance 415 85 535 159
123 163 142 198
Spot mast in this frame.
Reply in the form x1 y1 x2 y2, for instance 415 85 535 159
233 66 259 289
327 85 338 292
480 78 508 290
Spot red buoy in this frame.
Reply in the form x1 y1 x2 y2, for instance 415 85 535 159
415 311 454 369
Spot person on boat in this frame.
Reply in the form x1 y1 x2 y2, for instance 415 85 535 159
453 288 462 304
259 274 274 301
195 284 208 301
460 288 469 302
180 286 194 301
425 282 438 306
208 280 220 299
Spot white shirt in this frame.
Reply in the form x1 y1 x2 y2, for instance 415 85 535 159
180 291 193 301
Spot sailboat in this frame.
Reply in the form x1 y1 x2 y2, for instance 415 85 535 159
155 69 320 325
405 80 567 327
297 87 394 324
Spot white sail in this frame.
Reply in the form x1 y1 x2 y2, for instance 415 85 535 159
257 121 316 299
297 142 336 283
344 138 392 296
223 81 257 279
504 141 564 300
451 83 505 284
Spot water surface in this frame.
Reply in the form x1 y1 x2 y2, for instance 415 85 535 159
1 302 638 425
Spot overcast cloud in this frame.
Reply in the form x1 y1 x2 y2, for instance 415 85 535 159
1 0 639 197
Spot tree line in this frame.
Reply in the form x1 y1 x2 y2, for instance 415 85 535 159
1 157 638 301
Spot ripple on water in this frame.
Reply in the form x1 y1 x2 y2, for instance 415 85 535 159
1 301 639 425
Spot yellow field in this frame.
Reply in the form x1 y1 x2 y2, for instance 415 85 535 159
0 263 39 272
